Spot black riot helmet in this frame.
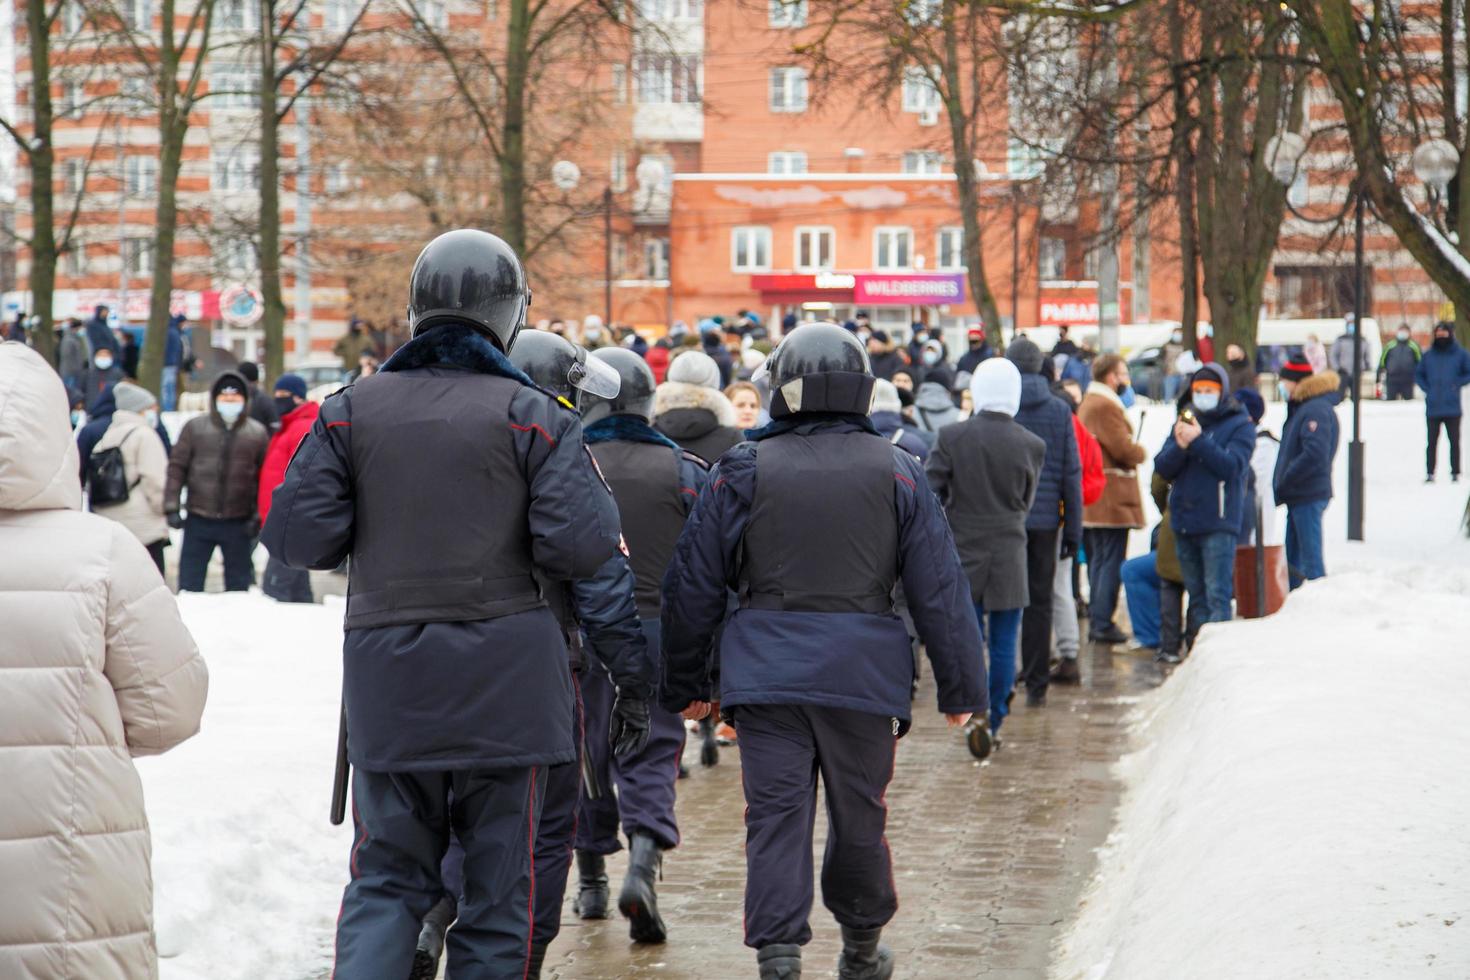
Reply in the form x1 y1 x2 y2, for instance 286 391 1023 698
581 347 657 425
755 321 875 419
507 329 621 410
406 229 532 352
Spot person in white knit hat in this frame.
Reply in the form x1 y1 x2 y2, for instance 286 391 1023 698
654 350 743 463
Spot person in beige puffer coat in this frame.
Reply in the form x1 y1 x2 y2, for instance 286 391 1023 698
0 341 209 980
87 381 170 575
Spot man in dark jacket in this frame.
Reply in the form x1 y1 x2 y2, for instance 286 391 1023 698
955 327 994 377
870 379 929 461
78 345 125 404
1377 325 1420 401
1415 321 1470 481
236 361 280 433
660 323 984 980
163 314 187 410
165 371 270 591
865 330 905 380
1153 363 1255 625
260 230 624 979
1005 337 1082 707
1272 358 1341 590
702 323 735 388
84 304 116 358
654 350 744 463
57 318 89 389
927 357 1043 755
575 346 711 948
257 373 318 603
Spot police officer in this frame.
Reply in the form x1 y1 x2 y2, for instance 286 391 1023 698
660 323 986 980
570 345 712 944
261 230 624 978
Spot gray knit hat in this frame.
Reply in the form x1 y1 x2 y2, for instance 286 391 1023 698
667 349 722 389
1005 337 1045 375
112 381 157 414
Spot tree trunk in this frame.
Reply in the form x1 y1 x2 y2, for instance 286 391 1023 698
138 1 181 397
501 0 531 258
258 0 286 381
1170 0 1199 355
25 0 58 366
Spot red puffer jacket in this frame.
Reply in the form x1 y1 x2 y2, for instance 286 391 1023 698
1073 413 1106 507
258 400 321 522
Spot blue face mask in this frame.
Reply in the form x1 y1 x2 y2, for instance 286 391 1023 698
216 401 245 424
70 410 83 428
1277 381 1290 402
1192 391 1220 413
1120 384 1137 408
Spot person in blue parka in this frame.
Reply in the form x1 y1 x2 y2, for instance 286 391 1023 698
1153 363 1256 627
659 323 985 980
1416 321 1470 481
261 231 625 980
1272 357 1341 590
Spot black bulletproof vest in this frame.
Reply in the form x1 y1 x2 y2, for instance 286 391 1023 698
588 439 686 619
742 429 899 614
344 370 544 630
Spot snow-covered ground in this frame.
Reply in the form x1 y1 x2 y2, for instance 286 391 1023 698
1055 395 1470 980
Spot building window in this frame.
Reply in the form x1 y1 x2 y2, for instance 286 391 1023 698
65 158 86 195
1039 237 1067 279
323 0 353 30
65 242 87 277
901 150 943 174
904 0 938 26
634 55 700 105
732 226 771 272
769 0 806 28
768 151 807 174
217 0 258 30
611 236 627 277
611 63 627 105
874 227 912 270
221 238 255 273
610 149 627 192
418 0 447 29
1287 169 1308 209
214 150 261 192
125 238 153 277
119 76 151 115
61 81 85 118
937 226 963 270
63 0 86 33
124 0 152 29
645 237 670 279
1274 265 1367 319
637 0 700 21
769 67 808 112
324 162 350 194
901 66 940 113
125 155 157 197
794 226 834 271
211 71 259 109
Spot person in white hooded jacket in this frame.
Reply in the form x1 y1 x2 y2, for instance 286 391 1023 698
86 380 170 575
0 341 208 980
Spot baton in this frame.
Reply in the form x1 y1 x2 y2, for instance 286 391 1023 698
329 701 350 826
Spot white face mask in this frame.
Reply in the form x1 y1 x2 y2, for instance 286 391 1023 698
922 350 941 366
94 355 114 370
144 409 159 427
1397 331 1409 341
216 401 244 424
1192 391 1220 413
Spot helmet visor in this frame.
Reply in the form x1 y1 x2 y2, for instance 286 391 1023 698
568 348 622 399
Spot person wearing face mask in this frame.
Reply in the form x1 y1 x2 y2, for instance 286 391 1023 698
1152 365 1255 627
165 372 270 592
79 345 125 403
76 382 173 483
1377 325 1421 401
1269 358 1341 591
917 337 955 392
257 374 319 602
956 327 994 376
1415 321 1470 482
1077 354 1147 647
236 361 281 434
85 382 171 575
1160 329 1184 402
1224 343 1256 393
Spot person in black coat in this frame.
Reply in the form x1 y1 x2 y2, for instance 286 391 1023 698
654 350 745 463
1005 337 1082 707
660 324 984 980
865 330 906 381
702 325 735 388
84 305 117 358
955 327 994 376
927 357 1044 753
236 361 280 433
261 231 623 980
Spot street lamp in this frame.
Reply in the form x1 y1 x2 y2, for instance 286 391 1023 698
551 158 668 328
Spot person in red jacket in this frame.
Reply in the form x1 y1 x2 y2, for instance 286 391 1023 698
1050 378 1104 683
258 373 320 602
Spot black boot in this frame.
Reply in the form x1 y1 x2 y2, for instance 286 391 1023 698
618 833 667 943
524 942 547 980
409 894 456 980
573 850 610 920
757 943 803 979
836 926 894 980
700 715 719 767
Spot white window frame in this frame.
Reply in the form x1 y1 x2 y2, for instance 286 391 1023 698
65 158 86 195
324 162 350 194
61 81 85 118
731 225 772 273
214 149 261 193
63 0 86 33
937 226 964 270
645 237 670 280
901 150 943 174
124 0 152 29
211 71 259 110
637 0 700 22
903 0 938 26
874 226 913 270
323 0 353 31
419 0 448 29
65 241 87 277
216 0 259 31
125 237 154 277
769 66 808 112
1039 237 1067 280
611 63 627 105
769 0 806 28
124 155 157 197
901 66 940 113
794 225 835 272
634 54 701 105
119 76 151 115
221 238 255 273
767 150 807 174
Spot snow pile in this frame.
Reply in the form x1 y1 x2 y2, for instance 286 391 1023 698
1054 568 1470 979
135 591 351 980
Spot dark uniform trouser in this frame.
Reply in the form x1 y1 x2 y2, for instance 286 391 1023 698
334 765 545 980
1020 527 1060 697
735 703 898 949
576 620 685 853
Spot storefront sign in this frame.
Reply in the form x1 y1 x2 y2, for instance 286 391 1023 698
854 273 965 305
31 289 216 323
219 284 265 326
1039 288 1099 327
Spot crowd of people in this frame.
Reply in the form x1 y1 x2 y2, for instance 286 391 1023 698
7 234 1470 980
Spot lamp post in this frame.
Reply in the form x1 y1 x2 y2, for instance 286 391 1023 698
1267 132 1460 543
552 158 669 328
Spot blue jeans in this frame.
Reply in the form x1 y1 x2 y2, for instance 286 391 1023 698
161 364 179 411
1163 373 1182 403
1119 553 1161 648
1285 499 1328 590
1084 527 1129 632
975 603 1023 733
1173 530 1236 625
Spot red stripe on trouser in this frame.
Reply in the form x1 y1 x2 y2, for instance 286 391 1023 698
330 789 367 980
523 765 538 980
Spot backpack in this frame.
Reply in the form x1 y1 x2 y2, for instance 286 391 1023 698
86 427 138 507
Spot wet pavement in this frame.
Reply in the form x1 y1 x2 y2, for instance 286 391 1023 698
543 641 1165 980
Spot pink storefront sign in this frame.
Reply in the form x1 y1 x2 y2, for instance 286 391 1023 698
853 273 966 305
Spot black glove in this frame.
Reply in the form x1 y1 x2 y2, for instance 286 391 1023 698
1059 538 1079 560
609 691 651 759
167 511 185 530
243 515 261 539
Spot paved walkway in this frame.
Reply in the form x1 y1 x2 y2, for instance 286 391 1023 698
544 642 1164 979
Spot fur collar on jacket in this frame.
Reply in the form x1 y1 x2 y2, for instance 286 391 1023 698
1084 380 1126 409
381 323 535 387
584 414 682 450
653 381 737 427
1291 370 1340 402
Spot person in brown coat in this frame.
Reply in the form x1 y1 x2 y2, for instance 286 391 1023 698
1078 353 1146 644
